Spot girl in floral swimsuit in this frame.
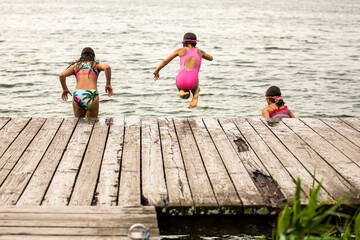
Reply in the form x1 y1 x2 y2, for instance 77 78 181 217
153 33 213 109
59 47 113 117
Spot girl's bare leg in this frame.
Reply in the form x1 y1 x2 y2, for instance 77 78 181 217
72 100 86 117
86 96 99 118
189 84 200 109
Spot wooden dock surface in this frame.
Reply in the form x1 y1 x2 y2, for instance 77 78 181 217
0 117 359 215
0 206 159 240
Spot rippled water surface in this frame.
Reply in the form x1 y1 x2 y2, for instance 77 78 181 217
1 0 359 118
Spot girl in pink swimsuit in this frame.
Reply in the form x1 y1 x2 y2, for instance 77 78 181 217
153 33 213 109
262 86 296 119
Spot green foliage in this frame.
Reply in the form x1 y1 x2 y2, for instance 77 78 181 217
275 177 359 240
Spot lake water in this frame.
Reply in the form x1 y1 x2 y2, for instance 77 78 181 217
1 0 359 119
1 1 359 239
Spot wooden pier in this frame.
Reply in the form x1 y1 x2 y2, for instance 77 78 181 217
0 117 360 238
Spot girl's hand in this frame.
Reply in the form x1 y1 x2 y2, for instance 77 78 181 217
61 89 72 101
153 71 159 80
105 85 113 97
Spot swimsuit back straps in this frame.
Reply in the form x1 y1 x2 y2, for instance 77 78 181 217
75 61 99 77
179 47 202 72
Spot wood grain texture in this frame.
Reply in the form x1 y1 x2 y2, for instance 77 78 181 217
0 118 45 185
320 118 360 149
42 118 95 206
0 206 159 239
70 118 109 206
244 118 329 202
173 118 217 207
141 118 168 206
17 118 78 206
96 117 124 206
263 119 357 202
340 118 360 132
189 118 242 207
0 118 63 205
203 118 266 208
0 118 10 130
118 117 141 206
284 118 360 191
158 118 193 207
302 118 360 167
235 118 301 202
0 118 30 157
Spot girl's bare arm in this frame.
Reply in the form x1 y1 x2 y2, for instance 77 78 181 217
97 63 113 96
200 50 213 61
153 49 181 80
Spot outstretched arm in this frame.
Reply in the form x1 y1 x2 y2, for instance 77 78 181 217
200 50 213 61
153 49 180 80
59 67 75 101
97 63 113 97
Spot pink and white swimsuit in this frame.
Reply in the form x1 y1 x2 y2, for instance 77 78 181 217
176 47 202 90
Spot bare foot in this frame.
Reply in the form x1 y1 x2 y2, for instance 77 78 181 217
188 87 200 109
179 90 190 97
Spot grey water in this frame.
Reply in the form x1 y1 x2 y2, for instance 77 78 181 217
1 1 359 239
1 0 359 119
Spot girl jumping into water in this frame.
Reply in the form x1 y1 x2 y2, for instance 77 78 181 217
153 32 213 108
59 47 113 117
262 86 295 118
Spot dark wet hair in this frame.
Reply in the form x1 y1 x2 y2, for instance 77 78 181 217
67 47 98 77
182 32 197 47
266 86 285 109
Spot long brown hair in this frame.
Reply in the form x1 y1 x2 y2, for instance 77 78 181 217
266 86 285 109
68 47 98 77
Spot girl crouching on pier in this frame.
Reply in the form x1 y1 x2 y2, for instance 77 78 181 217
59 47 113 117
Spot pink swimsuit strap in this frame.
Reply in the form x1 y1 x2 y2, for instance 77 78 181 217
75 72 98 78
179 47 202 72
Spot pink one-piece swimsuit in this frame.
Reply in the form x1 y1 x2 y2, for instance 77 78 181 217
176 47 202 90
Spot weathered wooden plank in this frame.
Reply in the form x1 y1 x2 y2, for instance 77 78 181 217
302 118 360 167
189 118 242 207
262 119 357 202
0 118 10 130
340 118 360 132
284 118 360 192
70 118 109 206
0 236 132 240
0 206 159 239
0 118 31 157
0 118 45 185
221 118 296 206
202 118 265 208
17 118 78 206
158 118 193 207
0 206 156 214
233 118 305 203
42 118 95 206
118 117 141 206
96 117 124 206
244 118 330 202
321 118 360 148
0 237 141 240
141 118 168 206
173 118 217 207
0 227 159 237
0 118 63 205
